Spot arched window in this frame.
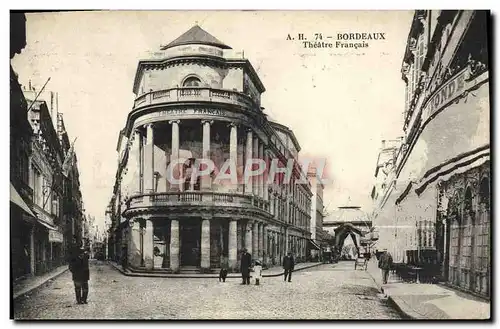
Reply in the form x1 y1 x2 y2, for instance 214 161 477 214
461 187 474 290
182 77 201 87
448 194 461 285
476 177 490 296
479 178 490 207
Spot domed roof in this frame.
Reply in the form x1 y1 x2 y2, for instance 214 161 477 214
326 206 370 223
161 25 232 50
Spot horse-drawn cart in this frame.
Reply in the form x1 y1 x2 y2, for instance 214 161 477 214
354 252 371 271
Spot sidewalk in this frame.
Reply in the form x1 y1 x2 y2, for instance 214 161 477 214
109 261 323 279
13 265 68 300
366 259 490 320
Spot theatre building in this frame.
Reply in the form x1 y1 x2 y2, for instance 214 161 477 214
110 25 312 273
371 10 490 298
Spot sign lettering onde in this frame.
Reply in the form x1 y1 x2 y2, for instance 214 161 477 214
423 68 468 122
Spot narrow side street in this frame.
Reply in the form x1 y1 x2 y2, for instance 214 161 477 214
14 261 401 320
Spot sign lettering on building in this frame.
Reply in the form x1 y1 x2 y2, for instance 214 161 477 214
49 230 64 243
135 108 250 129
423 68 468 121
153 108 230 118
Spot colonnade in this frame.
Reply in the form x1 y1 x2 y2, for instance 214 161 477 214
128 217 273 273
131 119 271 197
125 119 309 273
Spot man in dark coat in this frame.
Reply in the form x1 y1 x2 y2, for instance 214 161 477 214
378 248 393 284
240 248 252 285
283 252 295 282
121 245 128 270
69 246 90 304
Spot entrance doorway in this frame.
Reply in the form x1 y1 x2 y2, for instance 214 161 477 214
180 220 201 267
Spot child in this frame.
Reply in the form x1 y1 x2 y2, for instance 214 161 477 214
219 258 228 282
219 267 228 282
253 260 262 285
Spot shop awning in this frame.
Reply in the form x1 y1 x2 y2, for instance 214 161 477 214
308 239 321 250
37 219 57 231
10 183 36 218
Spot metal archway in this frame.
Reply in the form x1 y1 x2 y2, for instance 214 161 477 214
334 223 363 257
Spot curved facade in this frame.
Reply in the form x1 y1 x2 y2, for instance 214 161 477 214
372 11 490 298
110 26 312 273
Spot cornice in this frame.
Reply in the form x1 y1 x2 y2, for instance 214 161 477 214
133 55 231 94
123 204 274 221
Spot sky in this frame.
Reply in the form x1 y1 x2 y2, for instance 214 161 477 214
11 10 415 229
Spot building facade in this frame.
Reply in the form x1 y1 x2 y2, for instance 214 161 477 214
306 167 327 260
10 12 36 280
109 25 312 273
57 114 85 256
371 10 490 298
25 94 66 275
10 13 85 280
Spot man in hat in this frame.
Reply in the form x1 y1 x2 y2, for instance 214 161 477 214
240 248 252 285
69 244 90 304
283 252 295 282
378 248 393 284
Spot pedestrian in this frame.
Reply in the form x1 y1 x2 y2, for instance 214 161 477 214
69 245 90 304
253 260 262 285
219 258 228 283
378 248 393 284
121 245 128 270
240 248 252 285
283 252 295 282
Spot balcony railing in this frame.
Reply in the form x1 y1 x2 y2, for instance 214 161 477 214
127 191 270 213
133 87 256 111
14 178 33 203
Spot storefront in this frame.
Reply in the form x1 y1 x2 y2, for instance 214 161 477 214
10 183 36 280
49 229 65 269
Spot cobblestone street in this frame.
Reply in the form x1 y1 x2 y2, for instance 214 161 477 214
14 261 401 320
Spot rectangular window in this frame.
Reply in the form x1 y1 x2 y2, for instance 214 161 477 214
418 33 425 71
43 178 52 212
32 167 42 207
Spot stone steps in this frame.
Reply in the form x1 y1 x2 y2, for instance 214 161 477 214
109 261 324 278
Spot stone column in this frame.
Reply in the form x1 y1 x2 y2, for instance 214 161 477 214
284 228 289 254
30 225 35 275
245 129 253 194
253 138 259 196
143 219 154 270
134 129 142 194
263 149 269 202
258 142 264 198
128 220 142 269
169 120 180 191
245 221 253 255
201 218 211 271
270 194 275 216
229 123 238 192
201 120 213 190
303 238 307 259
252 222 258 260
263 225 268 266
170 220 180 273
237 222 242 253
258 223 264 261
143 124 155 193
228 220 238 271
